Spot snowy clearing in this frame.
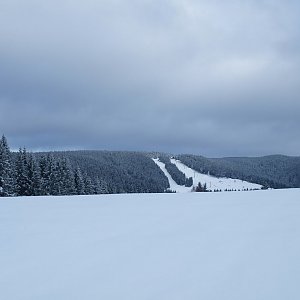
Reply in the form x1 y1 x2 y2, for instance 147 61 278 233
1 189 300 300
171 158 263 191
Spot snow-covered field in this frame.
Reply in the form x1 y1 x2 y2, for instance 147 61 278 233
1 189 300 300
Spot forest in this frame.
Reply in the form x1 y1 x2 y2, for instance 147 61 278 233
177 154 300 189
1 134 300 197
0 136 169 197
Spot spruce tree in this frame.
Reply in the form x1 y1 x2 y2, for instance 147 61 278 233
195 182 203 192
83 173 94 195
0 135 14 196
46 154 56 195
59 158 75 195
93 177 101 194
15 148 30 196
99 179 109 194
26 154 41 196
74 167 85 195
51 159 62 195
185 177 193 187
39 155 49 195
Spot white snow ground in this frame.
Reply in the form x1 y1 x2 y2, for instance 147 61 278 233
1 189 300 300
171 158 262 191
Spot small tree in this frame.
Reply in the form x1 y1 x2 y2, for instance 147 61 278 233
195 182 202 192
194 182 208 192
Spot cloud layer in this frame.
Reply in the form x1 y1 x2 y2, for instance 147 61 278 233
1 0 300 156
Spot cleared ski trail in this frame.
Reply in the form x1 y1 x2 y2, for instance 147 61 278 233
171 158 262 191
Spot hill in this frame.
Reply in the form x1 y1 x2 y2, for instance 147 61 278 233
2 133 300 196
177 154 300 189
32 150 170 194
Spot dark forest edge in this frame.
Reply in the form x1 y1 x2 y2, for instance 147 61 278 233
0 135 169 197
1 135 300 197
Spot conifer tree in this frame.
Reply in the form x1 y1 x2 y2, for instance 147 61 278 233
195 182 202 192
26 153 41 196
15 148 29 196
93 177 101 194
74 167 85 195
46 154 57 195
51 159 62 195
39 155 50 195
99 178 109 194
59 158 75 195
185 177 193 187
83 173 94 195
0 135 14 196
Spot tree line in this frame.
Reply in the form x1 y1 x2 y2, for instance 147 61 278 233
1 135 171 197
0 135 110 197
176 154 291 189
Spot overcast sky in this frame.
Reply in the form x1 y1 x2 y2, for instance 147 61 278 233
0 0 299 157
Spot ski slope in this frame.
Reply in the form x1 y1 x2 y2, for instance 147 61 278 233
171 158 262 191
1 189 300 300
153 157 262 192
152 158 191 192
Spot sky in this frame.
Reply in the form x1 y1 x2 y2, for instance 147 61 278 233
0 0 300 157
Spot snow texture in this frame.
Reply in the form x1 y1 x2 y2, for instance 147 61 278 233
1 189 300 300
152 158 192 192
171 158 262 191
153 157 262 193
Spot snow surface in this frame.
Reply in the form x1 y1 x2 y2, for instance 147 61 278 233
152 158 192 192
153 157 262 193
1 189 300 300
171 158 263 191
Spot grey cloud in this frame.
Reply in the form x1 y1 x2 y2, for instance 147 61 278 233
0 0 300 156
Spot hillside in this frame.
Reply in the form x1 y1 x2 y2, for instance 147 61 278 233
153 158 262 192
2 132 300 197
33 150 170 194
177 154 300 188
29 151 300 192
40 151 300 190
